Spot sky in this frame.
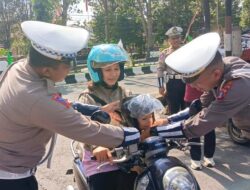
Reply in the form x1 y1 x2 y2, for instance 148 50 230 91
67 0 94 26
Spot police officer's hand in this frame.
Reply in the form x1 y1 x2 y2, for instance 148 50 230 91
92 146 113 163
159 87 166 96
72 102 100 116
189 99 202 117
91 110 111 124
101 100 120 113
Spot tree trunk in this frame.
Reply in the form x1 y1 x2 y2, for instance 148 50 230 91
62 0 70 25
103 0 109 42
0 1 11 48
146 0 153 59
203 0 210 32
136 0 153 59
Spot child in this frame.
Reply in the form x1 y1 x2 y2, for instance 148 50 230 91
121 94 167 141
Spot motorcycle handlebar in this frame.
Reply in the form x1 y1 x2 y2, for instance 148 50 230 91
167 140 203 151
91 140 203 170
90 147 126 161
184 142 203 146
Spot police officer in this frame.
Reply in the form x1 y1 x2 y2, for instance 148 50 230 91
0 21 140 190
151 32 250 145
157 26 186 114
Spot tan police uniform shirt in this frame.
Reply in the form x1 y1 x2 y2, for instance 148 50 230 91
0 59 124 173
183 57 250 139
79 84 130 151
79 84 129 108
157 47 178 79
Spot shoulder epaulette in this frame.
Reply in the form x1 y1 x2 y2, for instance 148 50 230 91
217 80 233 100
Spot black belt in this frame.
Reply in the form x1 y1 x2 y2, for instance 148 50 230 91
168 75 182 80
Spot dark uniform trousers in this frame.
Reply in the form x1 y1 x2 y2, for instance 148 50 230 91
189 130 216 160
166 78 186 114
185 102 216 161
0 176 38 190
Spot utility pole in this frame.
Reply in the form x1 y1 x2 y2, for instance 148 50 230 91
224 0 232 56
203 0 210 32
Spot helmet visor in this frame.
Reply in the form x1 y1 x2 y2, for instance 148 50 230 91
92 61 125 69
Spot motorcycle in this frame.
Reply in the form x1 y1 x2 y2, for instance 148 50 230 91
67 101 201 190
68 136 201 190
227 119 250 145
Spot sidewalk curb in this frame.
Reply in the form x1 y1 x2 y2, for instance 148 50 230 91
57 65 157 85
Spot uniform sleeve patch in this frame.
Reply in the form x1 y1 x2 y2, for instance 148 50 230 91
159 53 165 62
51 93 71 108
217 80 233 100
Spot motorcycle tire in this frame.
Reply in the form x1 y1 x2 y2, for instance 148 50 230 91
227 119 250 145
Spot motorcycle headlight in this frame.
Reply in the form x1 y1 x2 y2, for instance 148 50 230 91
136 174 150 190
162 166 197 190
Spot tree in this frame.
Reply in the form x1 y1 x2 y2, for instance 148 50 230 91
89 0 118 42
240 0 250 29
154 0 203 45
0 0 32 48
135 0 154 59
90 0 144 49
62 0 82 25
32 0 82 25
32 0 55 22
209 0 241 30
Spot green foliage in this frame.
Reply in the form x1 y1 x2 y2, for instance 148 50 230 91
210 0 241 28
0 0 248 58
240 0 250 29
0 0 33 48
0 48 8 56
89 0 243 55
154 0 203 44
10 24 30 56
32 0 55 22
91 0 144 53
232 0 242 26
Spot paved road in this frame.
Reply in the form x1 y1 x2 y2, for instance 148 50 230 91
37 73 250 190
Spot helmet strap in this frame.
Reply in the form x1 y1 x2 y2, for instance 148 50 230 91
97 81 119 90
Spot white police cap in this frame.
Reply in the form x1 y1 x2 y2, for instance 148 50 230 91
21 21 89 60
165 32 220 80
165 26 183 37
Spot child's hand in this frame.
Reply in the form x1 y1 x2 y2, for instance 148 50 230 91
101 101 120 113
92 146 113 163
109 111 123 125
140 119 169 141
